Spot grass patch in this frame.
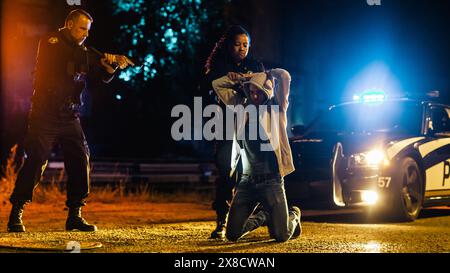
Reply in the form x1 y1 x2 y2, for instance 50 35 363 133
1 144 212 205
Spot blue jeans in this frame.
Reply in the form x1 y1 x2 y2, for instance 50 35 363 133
226 174 298 242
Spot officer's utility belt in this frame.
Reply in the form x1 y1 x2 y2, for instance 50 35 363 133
32 95 81 113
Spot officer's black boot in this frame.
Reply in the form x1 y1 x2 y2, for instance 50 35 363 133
66 207 97 232
7 203 26 232
210 215 227 239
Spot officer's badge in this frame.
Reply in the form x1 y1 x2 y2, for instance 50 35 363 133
48 37 58 44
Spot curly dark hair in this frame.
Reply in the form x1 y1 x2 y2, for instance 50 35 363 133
204 25 251 75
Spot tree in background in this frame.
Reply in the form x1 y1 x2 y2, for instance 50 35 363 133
111 0 228 89
100 0 230 158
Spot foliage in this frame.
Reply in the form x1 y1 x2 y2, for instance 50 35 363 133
111 0 229 87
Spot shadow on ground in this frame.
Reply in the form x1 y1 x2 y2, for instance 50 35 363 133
418 207 450 219
300 206 450 224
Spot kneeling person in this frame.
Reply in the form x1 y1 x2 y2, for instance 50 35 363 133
212 69 301 242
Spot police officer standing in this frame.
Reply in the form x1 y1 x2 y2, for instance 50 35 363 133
7 9 134 232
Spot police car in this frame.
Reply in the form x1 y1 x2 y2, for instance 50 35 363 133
287 91 450 221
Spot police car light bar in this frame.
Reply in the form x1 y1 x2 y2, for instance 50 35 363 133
353 90 386 103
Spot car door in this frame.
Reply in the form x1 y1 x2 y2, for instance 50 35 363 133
421 105 450 199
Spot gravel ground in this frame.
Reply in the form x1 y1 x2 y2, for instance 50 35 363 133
0 202 449 253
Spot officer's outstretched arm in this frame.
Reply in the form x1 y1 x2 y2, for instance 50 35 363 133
100 58 117 74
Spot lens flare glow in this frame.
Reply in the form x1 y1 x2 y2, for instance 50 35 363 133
361 191 379 205
351 149 389 167
345 61 403 101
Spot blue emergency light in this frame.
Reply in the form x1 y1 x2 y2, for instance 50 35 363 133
353 90 386 103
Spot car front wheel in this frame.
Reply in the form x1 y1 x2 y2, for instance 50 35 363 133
389 157 424 221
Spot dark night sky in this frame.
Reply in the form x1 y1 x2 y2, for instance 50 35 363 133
1 0 449 161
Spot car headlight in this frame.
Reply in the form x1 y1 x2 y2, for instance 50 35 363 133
360 190 379 205
349 149 389 168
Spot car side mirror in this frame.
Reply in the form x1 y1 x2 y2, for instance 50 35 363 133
426 120 439 137
426 120 450 137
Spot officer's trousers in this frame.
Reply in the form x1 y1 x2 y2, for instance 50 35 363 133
211 140 236 221
10 112 90 208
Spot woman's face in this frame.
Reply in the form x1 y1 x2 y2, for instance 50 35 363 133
229 34 249 63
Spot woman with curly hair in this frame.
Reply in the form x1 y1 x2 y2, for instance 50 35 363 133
200 25 265 239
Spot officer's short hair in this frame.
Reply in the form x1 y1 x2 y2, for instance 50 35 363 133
65 9 93 26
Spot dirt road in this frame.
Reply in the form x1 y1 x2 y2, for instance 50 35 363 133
0 201 449 253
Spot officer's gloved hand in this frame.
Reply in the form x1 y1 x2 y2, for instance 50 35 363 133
115 55 135 69
101 53 118 74
101 53 135 73
104 53 135 69
104 53 116 65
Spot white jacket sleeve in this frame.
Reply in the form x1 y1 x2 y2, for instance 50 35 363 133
212 75 245 106
269 68 291 113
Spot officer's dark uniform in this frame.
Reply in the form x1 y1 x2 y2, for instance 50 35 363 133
10 28 114 209
201 56 264 238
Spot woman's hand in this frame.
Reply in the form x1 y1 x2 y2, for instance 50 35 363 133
241 73 253 80
227 72 243 82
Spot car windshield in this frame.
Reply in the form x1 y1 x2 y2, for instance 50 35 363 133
308 101 423 135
